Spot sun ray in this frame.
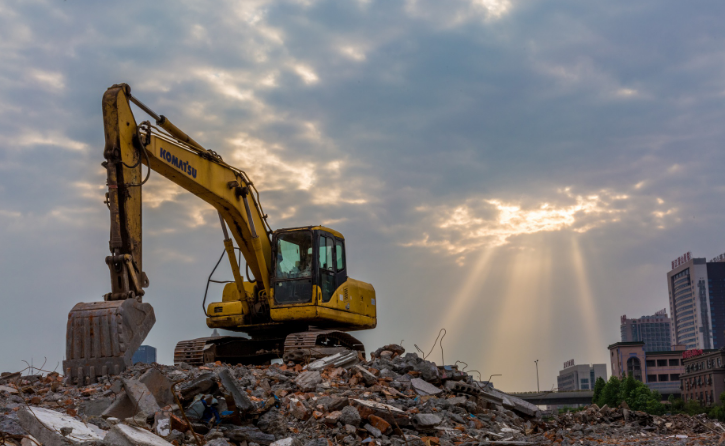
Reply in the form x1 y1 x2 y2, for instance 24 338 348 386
571 236 603 351
440 246 499 331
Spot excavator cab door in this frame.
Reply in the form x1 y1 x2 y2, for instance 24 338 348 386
317 234 336 302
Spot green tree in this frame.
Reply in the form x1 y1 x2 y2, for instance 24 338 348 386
598 376 622 407
720 391 725 406
592 377 606 405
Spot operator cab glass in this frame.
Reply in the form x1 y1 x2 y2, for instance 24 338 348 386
273 231 313 304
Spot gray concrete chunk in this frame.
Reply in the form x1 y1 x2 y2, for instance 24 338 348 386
102 423 173 446
413 413 442 430
224 425 276 445
18 406 103 445
294 370 322 392
122 378 160 418
218 368 254 414
101 392 137 420
410 377 443 396
139 368 174 407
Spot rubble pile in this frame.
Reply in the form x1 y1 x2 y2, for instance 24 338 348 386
0 344 722 445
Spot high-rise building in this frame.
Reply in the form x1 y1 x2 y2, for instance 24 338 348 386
667 251 725 349
620 309 672 352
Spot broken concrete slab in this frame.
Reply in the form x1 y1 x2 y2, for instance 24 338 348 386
307 351 360 371
412 413 442 430
351 399 408 427
224 425 276 445
103 423 173 446
79 397 113 417
294 370 322 392
411 377 443 396
121 378 160 418
218 368 254 414
353 365 378 386
0 413 25 436
18 406 103 445
138 368 174 407
0 385 18 394
178 372 218 403
101 392 137 420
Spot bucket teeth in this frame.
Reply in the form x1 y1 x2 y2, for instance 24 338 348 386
63 299 155 385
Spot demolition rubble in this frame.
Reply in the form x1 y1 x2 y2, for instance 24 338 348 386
0 345 723 446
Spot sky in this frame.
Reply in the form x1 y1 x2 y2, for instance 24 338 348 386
1 0 725 392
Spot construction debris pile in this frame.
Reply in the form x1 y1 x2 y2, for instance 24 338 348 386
0 344 722 446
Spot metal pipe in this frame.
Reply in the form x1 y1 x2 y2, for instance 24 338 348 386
127 94 161 122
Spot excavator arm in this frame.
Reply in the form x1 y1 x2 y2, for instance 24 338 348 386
104 83 273 300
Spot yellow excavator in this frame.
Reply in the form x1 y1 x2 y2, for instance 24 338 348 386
63 84 376 384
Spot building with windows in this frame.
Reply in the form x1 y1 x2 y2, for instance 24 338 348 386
680 349 725 406
557 361 607 391
608 341 685 398
667 252 725 350
620 309 672 352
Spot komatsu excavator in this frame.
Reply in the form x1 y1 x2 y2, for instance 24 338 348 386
63 84 376 384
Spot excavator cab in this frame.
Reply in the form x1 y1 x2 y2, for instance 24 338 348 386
205 226 376 331
273 227 347 306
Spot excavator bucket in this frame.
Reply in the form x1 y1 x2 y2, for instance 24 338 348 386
63 299 155 385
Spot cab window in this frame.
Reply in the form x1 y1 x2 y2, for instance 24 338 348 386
336 239 345 271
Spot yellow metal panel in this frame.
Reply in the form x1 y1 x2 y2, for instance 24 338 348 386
207 301 243 317
317 278 376 323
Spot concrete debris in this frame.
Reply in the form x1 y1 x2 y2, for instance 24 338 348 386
294 370 322 392
0 350 723 446
138 367 175 407
18 406 103 445
218 368 254 415
103 423 173 446
411 377 443 396
121 378 161 419
307 351 360 371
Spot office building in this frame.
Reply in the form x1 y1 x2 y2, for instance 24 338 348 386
608 341 684 398
680 348 725 406
557 360 607 391
620 309 672 352
667 252 725 350
132 345 157 365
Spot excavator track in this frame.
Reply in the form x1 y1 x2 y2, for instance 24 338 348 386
283 330 364 353
173 338 211 367
174 330 365 366
174 335 286 367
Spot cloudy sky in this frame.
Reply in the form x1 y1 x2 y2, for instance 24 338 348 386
2 0 725 391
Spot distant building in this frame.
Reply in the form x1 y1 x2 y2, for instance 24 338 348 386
132 345 157 365
557 360 607 391
667 251 725 350
620 309 672 352
680 348 725 406
608 341 685 398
